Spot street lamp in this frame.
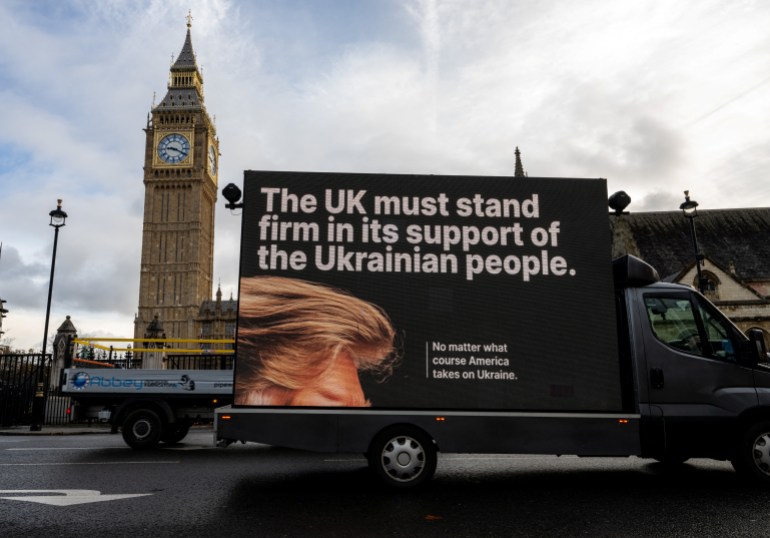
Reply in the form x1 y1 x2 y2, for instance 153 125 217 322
679 190 706 294
30 199 67 431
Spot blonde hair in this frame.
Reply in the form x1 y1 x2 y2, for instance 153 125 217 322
235 276 397 403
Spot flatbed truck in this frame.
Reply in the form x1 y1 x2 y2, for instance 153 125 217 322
62 368 232 448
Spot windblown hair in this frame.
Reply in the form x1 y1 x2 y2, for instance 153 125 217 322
235 276 397 404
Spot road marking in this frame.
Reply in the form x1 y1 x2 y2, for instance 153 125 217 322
0 489 152 506
441 455 573 460
323 455 563 463
0 461 179 466
6 445 210 451
162 446 215 451
5 447 124 451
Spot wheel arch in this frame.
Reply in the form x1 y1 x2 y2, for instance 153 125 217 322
367 422 440 455
737 406 770 430
114 398 175 429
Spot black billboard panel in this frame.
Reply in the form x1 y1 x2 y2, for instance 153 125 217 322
234 171 621 412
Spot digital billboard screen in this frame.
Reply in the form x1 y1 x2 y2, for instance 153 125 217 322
233 171 622 412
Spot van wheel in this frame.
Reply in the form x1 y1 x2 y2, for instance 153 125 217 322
731 420 770 484
161 421 191 444
368 426 437 488
121 409 163 450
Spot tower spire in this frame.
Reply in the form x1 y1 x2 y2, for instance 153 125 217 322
514 147 527 178
171 15 198 71
155 16 204 111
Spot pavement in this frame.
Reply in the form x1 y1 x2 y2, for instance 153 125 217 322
0 423 113 436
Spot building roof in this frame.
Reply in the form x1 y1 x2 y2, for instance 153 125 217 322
611 207 770 283
198 286 238 317
171 26 198 72
198 298 238 316
56 315 77 334
155 20 204 111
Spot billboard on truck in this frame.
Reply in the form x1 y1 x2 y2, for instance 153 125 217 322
234 171 621 412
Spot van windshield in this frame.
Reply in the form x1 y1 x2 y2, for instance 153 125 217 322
644 294 739 362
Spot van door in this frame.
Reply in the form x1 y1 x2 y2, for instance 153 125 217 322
637 289 757 459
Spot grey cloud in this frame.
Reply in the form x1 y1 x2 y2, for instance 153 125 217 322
0 245 49 309
634 191 688 213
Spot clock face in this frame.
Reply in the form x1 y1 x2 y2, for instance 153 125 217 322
208 145 217 175
157 133 190 164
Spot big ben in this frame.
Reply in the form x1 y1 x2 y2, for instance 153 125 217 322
135 15 220 343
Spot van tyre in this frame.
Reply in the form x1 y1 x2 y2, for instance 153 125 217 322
368 426 437 488
732 420 770 484
161 421 191 444
121 409 163 450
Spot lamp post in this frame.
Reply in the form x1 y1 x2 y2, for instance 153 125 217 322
30 199 67 431
679 190 706 294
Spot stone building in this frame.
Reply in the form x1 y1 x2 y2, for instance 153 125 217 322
611 207 770 335
197 285 237 348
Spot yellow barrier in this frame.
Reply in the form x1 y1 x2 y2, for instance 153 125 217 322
73 337 235 354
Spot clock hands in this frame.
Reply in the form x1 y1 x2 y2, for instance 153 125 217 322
165 145 188 157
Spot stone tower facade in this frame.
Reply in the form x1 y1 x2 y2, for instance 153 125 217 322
134 17 220 342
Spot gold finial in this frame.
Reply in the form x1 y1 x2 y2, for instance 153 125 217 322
186 9 193 28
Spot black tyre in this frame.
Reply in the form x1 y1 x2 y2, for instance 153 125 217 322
161 421 191 444
731 420 770 484
121 409 163 450
368 426 437 488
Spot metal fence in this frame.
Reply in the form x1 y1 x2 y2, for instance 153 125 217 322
166 354 233 370
69 353 233 371
0 353 70 427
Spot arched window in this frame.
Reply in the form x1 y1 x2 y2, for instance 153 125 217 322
697 270 720 300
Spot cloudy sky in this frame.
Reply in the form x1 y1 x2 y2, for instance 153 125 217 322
1 0 769 351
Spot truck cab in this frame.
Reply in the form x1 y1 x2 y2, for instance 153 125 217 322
617 255 770 478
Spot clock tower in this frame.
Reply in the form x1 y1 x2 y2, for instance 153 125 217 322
135 16 220 344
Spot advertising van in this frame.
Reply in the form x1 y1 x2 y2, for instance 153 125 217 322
215 171 769 487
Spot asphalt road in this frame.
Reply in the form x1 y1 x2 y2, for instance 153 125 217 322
2 430 769 537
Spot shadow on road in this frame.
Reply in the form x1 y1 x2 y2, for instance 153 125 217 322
220 454 770 537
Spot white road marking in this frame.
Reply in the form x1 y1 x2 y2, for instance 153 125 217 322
161 446 214 451
0 489 152 506
5 447 124 451
323 455 567 463
0 461 179 466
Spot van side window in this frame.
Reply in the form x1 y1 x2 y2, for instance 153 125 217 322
694 296 737 361
644 296 704 356
644 294 738 362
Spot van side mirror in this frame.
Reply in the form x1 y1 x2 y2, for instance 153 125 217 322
747 328 768 365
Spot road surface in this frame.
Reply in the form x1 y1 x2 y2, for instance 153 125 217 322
1 429 769 537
